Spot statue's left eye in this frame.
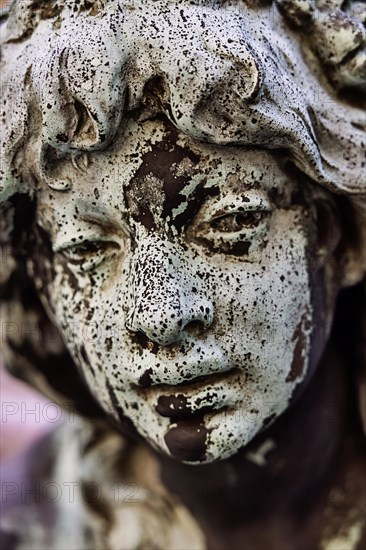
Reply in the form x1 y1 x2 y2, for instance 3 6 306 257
210 211 265 232
59 241 120 272
188 205 271 257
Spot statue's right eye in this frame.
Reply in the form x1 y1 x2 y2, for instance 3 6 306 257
58 241 120 272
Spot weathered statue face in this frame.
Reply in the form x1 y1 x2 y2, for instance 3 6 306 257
33 114 331 463
1 3 365 549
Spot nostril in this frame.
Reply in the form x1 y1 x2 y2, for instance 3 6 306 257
128 330 152 350
183 319 206 335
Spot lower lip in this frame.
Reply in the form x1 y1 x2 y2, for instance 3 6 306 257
156 393 219 420
154 368 240 420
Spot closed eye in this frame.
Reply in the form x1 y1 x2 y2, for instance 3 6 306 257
58 240 120 272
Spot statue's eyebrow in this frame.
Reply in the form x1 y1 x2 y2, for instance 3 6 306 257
76 201 128 232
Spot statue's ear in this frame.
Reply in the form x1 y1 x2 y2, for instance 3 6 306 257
339 247 366 289
312 198 342 271
324 198 366 437
314 196 366 288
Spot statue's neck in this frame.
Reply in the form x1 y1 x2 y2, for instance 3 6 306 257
158 341 350 540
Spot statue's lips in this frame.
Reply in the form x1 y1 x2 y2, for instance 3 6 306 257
142 367 240 392
160 369 240 462
136 349 230 389
156 394 217 420
152 368 241 420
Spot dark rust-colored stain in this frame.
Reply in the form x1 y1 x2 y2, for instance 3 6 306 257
164 414 210 462
156 394 215 420
129 331 159 354
277 2 313 28
125 117 215 232
156 394 190 418
138 367 153 388
194 235 251 257
105 337 112 351
141 76 170 113
286 312 310 382
61 261 79 291
227 240 251 257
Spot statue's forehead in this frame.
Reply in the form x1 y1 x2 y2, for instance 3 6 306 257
75 118 290 195
38 116 297 234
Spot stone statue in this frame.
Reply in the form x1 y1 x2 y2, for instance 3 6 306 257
1 0 365 548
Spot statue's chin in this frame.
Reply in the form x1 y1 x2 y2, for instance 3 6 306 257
160 412 263 465
107 391 289 464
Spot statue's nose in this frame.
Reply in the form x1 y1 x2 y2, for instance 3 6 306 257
125 237 214 346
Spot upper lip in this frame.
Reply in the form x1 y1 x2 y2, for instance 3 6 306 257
133 359 231 389
131 343 230 388
148 368 238 392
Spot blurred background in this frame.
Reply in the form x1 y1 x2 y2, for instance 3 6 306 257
0 0 55 463
0 0 11 12
0 365 55 462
